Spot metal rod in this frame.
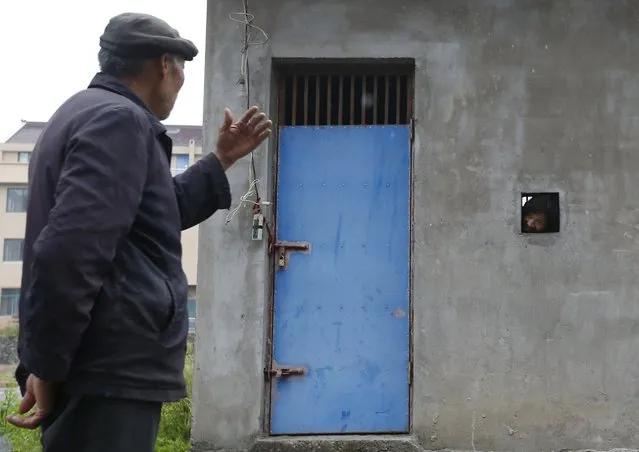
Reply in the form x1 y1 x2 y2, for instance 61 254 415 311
279 75 286 129
396 75 401 125
338 76 344 125
292 75 297 126
303 76 309 126
384 75 390 124
327 76 332 125
407 75 413 125
373 76 378 124
315 77 320 126
362 76 367 125
350 75 355 125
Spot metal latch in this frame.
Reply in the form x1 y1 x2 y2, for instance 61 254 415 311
265 361 307 381
274 241 311 269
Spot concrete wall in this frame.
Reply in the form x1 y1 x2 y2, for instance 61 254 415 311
194 0 639 450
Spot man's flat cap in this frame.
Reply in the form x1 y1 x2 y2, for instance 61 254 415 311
100 12 198 61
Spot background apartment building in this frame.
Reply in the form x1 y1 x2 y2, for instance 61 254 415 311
0 121 202 331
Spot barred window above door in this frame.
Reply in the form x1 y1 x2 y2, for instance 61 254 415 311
277 62 414 127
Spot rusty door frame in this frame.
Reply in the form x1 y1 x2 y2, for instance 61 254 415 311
263 58 416 435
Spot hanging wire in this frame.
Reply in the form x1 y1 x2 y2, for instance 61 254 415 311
224 0 272 231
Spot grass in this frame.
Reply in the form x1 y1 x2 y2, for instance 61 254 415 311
0 324 19 339
155 341 193 452
0 342 194 451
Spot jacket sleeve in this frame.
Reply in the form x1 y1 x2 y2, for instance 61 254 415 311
23 108 148 382
172 152 231 230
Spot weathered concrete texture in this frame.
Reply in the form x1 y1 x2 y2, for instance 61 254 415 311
194 442 639 452
195 0 639 451
194 436 423 452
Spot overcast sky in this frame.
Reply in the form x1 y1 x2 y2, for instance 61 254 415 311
0 1 207 141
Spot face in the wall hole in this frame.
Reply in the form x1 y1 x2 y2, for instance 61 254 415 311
152 55 185 120
523 211 547 233
521 193 560 234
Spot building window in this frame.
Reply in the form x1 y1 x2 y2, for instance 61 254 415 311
0 289 19 317
6 187 28 213
17 152 31 163
187 298 196 332
172 155 189 175
3 239 24 262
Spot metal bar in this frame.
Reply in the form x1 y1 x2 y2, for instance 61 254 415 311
303 76 309 126
338 76 344 125
362 76 367 125
384 75 390 124
373 76 378 124
315 77 320 126
350 75 355 125
327 76 332 125
277 63 414 76
278 75 286 126
396 75 401 125
291 75 298 126
268 366 307 379
279 66 415 127
266 360 308 381
407 75 413 123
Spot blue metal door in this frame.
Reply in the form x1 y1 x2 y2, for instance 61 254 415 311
270 126 411 435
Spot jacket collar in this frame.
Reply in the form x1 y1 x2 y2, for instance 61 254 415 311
88 72 167 137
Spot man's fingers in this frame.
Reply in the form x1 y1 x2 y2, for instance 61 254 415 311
254 120 273 136
7 410 47 430
255 128 273 145
18 392 35 415
248 112 267 128
238 106 259 124
259 129 272 139
220 108 233 131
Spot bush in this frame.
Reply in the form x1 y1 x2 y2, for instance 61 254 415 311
0 343 195 451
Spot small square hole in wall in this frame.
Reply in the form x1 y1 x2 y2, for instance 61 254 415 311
521 192 560 233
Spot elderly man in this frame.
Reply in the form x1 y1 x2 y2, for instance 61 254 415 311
7 12 271 451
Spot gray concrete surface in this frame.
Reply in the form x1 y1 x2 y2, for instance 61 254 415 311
194 0 639 450
193 436 423 452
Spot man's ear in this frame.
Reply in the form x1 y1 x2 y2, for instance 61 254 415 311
158 54 172 77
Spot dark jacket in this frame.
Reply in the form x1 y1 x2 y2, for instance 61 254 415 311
15 73 231 402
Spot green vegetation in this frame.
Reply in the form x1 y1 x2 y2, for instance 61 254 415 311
0 342 194 452
155 341 193 452
0 385 41 452
0 323 19 339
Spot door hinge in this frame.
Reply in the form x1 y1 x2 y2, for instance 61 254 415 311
265 361 307 381
272 241 311 269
